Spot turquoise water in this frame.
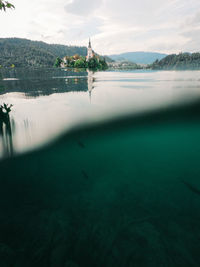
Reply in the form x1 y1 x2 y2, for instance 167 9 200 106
0 69 200 266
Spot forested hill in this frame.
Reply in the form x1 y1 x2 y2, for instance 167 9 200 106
0 38 87 67
150 53 200 70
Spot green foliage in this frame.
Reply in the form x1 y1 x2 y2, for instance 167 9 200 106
99 57 108 70
74 58 86 68
150 52 200 70
87 57 107 70
0 0 14 11
0 38 87 68
54 57 62 68
87 57 99 70
88 56 108 70
0 38 109 70
63 54 108 70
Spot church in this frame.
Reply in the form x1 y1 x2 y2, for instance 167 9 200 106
86 39 95 61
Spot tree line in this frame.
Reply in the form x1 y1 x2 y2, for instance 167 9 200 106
0 38 87 68
0 38 108 70
149 53 200 70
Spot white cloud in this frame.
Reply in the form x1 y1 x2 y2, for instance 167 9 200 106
65 0 103 17
0 0 200 54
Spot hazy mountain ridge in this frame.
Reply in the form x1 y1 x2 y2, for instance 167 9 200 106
109 52 167 64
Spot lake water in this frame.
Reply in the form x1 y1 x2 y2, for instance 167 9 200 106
1 68 200 266
0 68 200 158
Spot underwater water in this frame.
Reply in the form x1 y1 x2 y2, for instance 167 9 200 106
0 69 200 266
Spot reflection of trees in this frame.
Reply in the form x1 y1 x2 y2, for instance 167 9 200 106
0 69 89 98
0 104 14 157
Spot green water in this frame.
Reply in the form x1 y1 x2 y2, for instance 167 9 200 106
0 69 200 266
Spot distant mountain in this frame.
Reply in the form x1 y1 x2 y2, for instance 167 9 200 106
109 52 167 64
150 53 200 70
0 38 87 67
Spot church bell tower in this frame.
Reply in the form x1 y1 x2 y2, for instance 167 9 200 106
87 38 94 61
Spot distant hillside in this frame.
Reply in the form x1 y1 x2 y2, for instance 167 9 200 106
102 55 115 63
150 53 200 70
108 61 143 70
0 38 87 67
109 52 167 64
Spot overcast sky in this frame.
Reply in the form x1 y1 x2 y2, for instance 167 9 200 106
0 0 200 55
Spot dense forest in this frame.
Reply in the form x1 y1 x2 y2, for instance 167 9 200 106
0 38 87 67
150 52 200 70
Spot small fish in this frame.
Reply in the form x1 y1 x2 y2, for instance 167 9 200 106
182 180 200 196
82 170 89 179
77 141 85 148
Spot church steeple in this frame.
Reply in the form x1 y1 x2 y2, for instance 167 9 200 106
87 38 94 61
88 38 91 48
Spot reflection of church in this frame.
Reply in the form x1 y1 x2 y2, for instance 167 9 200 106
63 69 94 103
87 70 94 103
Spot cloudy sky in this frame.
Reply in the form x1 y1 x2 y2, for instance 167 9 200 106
0 0 200 55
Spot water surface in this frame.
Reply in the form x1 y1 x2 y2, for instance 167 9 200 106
0 68 200 158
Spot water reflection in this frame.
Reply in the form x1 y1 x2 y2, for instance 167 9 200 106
88 70 95 103
0 104 14 157
0 68 90 98
0 68 96 158
1 68 200 159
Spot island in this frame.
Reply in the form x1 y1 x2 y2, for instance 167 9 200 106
55 39 108 71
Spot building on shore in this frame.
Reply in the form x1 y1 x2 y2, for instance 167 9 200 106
61 39 103 68
86 39 95 61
